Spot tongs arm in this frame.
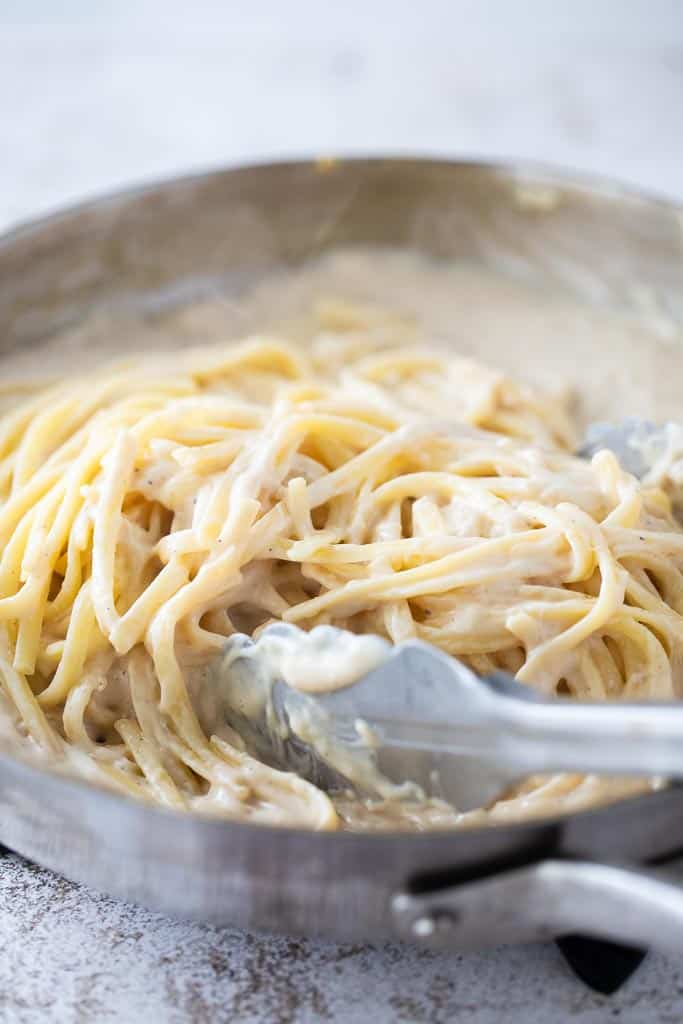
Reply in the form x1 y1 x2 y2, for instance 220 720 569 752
482 677 683 778
313 642 683 780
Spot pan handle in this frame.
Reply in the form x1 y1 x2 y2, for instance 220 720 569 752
392 858 683 953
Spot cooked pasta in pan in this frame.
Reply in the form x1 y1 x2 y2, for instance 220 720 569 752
0 300 681 830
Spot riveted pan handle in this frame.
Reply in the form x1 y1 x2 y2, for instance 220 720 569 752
392 859 683 954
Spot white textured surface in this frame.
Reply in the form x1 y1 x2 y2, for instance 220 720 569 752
2 2 683 1021
2 0 683 230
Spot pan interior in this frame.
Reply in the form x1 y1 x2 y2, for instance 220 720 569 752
0 160 682 836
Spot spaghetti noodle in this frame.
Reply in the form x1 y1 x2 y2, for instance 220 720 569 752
0 307 681 830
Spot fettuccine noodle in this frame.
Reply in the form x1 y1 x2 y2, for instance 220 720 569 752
0 306 681 830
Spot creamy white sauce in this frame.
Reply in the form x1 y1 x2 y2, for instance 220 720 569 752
212 625 403 799
255 625 390 694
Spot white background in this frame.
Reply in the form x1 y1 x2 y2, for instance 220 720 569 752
2 3 683 1022
2 0 683 231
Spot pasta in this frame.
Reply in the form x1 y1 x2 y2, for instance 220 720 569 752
0 304 682 831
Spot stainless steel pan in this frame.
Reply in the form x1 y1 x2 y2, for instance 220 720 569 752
2 158 683 954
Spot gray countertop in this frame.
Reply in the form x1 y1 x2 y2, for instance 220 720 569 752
1 2 683 1021
3 850 683 1024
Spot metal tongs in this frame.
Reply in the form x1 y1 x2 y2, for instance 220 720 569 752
213 419 683 811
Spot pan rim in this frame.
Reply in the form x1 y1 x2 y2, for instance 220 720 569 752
2 153 682 249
